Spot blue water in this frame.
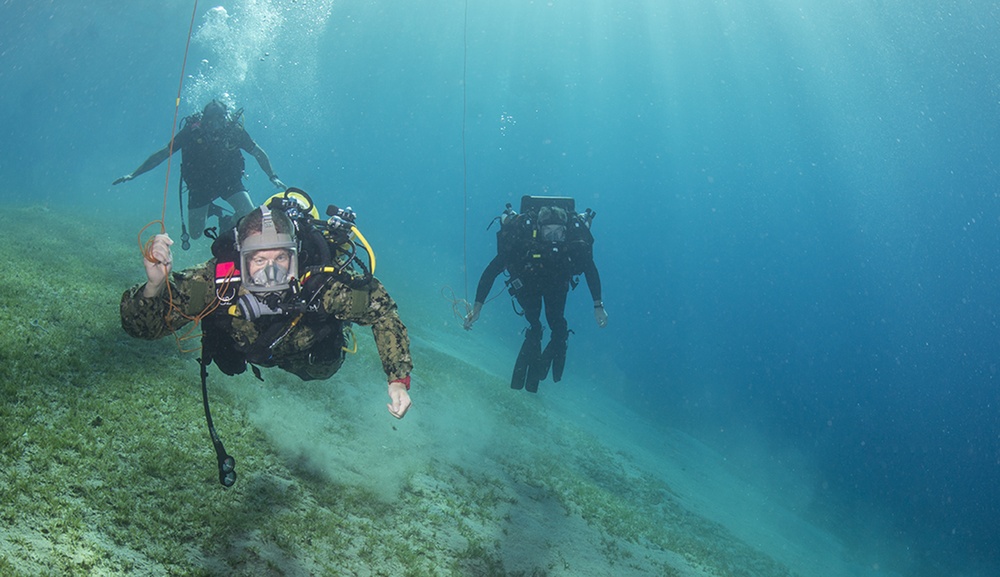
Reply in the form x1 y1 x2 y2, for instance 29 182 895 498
3 1 999 575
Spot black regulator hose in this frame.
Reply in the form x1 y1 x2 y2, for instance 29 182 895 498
179 178 191 250
199 359 236 487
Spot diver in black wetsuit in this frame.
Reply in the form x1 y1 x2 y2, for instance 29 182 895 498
113 100 286 243
464 196 608 393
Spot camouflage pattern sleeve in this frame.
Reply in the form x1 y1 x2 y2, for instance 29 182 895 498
323 277 413 382
120 262 217 340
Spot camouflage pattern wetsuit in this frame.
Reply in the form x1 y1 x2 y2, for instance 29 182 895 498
120 261 412 382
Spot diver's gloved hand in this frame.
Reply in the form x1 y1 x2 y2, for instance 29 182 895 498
270 175 286 190
463 302 483 330
594 301 609 328
142 234 174 298
112 173 134 185
387 377 412 419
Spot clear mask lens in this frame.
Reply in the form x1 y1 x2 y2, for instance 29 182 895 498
540 223 566 242
250 261 289 288
242 248 296 292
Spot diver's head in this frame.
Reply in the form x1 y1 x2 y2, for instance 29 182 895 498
201 100 228 132
237 205 298 293
537 206 568 242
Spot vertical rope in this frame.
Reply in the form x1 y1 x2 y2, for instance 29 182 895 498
135 0 204 356
139 0 199 258
462 0 470 302
160 0 200 231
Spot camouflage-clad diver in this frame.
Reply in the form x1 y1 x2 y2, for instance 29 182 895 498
121 201 412 419
122 195 413 485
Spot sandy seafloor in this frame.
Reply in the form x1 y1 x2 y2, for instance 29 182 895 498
0 204 908 576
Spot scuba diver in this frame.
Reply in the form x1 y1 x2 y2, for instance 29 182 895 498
464 195 608 393
120 189 412 486
112 99 286 246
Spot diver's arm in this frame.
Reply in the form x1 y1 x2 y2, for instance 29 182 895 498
120 278 184 340
323 279 414 418
581 258 602 303
364 286 414 419
465 256 506 329
369 306 413 383
132 146 173 178
464 255 506 330
474 255 506 304
121 252 215 340
113 145 173 185
247 142 285 189
581 258 608 328
114 125 193 185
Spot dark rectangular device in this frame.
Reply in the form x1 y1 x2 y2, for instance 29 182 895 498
520 195 575 214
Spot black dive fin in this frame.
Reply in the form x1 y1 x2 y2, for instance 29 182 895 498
551 342 567 382
512 332 541 391
530 349 553 383
524 368 541 393
541 336 568 383
511 354 528 390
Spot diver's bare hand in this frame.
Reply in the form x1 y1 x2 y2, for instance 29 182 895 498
387 380 411 419
143 234 173 298
594 302 609 328
463 302 483 330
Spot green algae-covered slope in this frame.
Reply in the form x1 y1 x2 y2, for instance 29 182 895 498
1 205 835 577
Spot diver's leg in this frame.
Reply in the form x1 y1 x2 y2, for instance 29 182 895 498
187 202 209 240
224 190 254 219
218 190 253 231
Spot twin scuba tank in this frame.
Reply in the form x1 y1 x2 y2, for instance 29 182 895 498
495 196 596 278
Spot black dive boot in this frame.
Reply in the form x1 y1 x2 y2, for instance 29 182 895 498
511 328 542 392
541 329 569 382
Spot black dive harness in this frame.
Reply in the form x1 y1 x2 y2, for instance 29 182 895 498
176 108 247 251
489 196 597 318
197 276 331 487
197 189 372 486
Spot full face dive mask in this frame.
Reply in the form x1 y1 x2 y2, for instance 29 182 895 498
237 206 298 294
